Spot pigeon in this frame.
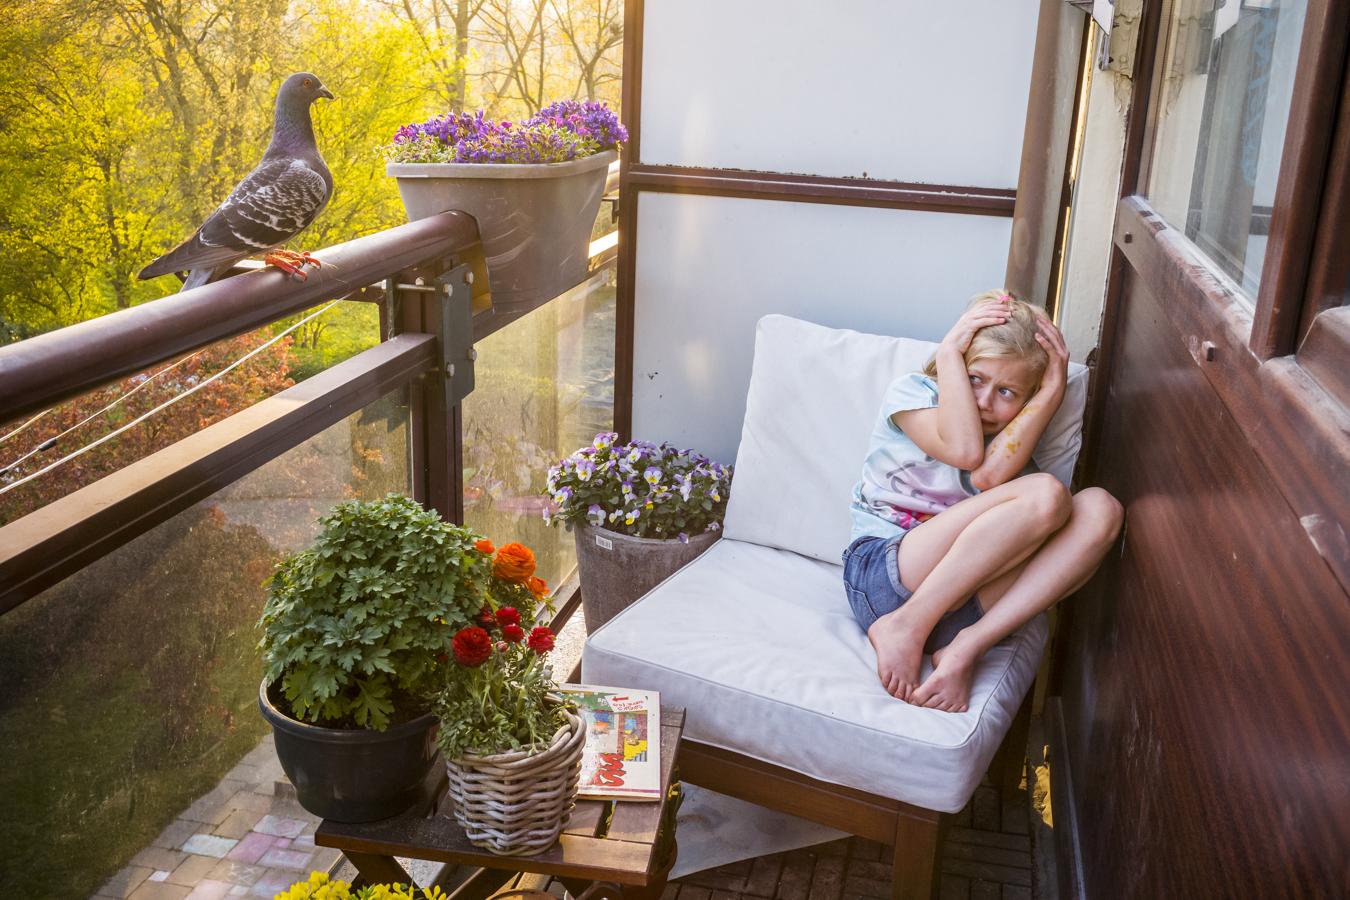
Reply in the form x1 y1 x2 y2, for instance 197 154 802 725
139 72 335 292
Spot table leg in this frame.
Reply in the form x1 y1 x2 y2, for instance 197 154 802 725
344 851 414 888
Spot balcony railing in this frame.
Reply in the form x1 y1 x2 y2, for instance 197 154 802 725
0 179 617 897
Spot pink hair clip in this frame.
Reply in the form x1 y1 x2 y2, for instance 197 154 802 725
999 292 1012 302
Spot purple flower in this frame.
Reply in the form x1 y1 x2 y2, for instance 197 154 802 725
643 466 662 485
576 459 595 481
677 532 689 544
587 503 606 525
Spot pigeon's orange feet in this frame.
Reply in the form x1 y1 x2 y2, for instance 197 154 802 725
264 249 322 280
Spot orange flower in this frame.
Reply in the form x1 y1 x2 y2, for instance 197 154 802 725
492 542 536 583
475 538 496 555
526 576 549 599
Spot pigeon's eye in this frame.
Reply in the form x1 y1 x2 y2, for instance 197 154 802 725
303 78 313 87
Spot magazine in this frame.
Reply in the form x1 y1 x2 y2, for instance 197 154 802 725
558 684 662 801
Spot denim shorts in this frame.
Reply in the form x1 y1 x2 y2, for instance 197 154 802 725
841 533 983 654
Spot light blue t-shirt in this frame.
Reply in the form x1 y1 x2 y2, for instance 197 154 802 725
849 372 982 543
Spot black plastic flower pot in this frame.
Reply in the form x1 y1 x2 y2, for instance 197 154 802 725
258 679 441 823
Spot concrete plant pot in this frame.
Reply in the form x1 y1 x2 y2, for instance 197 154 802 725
573 522 720 632
387 149 616 310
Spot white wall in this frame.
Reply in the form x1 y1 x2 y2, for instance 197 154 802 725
641 0 1040 186
632 193 1014 464
631 1 1043 464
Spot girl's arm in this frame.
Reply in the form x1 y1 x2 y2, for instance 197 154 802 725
970 319 1070 490
895 299 1011 469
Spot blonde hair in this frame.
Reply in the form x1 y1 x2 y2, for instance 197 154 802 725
922 289 1050 382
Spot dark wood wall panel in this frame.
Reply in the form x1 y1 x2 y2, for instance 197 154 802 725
1059 271 1350 898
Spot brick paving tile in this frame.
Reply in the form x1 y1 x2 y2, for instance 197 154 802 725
841 873 890 898
947 826 1032 853
214 809 258 840
96 865 156 899
1000 795 1030 836
127 881 192 900
182 834 240 858
971 787 1001 832
844 858 892 882
741 854 784 897
773 850 815 900
254 814 308 838
709 891 741 900
674 888 711 900
658 885 678 899
817 838 851 857
969 880 1001 900
249 867 305 897
848 839 885 862
943 842 1032 871
1002 885 1032 900
953 801 974 828
184 880 234 900
807 853 845 900
682 860 750 892
227 832 282 864
205 859 268 886
133 847 189 871
167 855 221 887
153 819 202 851
940 858 1032 888
226 791 277 817
939 874 971 900
257 846 314 871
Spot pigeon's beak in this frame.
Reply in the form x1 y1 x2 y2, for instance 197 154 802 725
317 85 334 101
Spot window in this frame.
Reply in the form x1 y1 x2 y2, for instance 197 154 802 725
1146 0 1307 303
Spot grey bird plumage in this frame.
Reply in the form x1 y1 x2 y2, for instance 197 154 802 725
139 73 335 292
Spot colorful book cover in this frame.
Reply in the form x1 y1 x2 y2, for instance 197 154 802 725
559 684 662 801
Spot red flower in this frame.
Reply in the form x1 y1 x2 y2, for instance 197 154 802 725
496 606 521 627
527 626 556 654
452 627 493 666
475 538 496 555
502 624 525 643
475 605 495 629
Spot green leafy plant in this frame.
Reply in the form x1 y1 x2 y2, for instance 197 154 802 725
259 494 485 730
542 432 733 540
428 539 566 759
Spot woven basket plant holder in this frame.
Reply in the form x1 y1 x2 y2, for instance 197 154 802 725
445 706 586 855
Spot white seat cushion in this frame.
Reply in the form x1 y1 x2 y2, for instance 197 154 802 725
722 314 1087 564
582 539 1047 814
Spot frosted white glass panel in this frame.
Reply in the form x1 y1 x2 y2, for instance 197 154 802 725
632 193 1013 464
641 0 1039 186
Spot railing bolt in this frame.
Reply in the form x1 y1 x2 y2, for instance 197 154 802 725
468 348 478 361
415 276 426 286
448 364 456 378
1122 232 1133 244
464 271 474 285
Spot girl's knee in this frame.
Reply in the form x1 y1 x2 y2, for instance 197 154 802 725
1073 487 1124 544
1022 472 1072 528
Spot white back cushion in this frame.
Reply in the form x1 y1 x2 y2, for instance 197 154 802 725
722 315 1088 563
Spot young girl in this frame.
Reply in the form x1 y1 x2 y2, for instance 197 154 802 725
844 290 1123 712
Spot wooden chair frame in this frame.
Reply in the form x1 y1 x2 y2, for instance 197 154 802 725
676 697 1032 900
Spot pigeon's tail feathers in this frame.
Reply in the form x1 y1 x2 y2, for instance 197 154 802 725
139 232 247 281
178 268 216 293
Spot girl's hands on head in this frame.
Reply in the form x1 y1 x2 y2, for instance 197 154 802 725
940 296 1011 357
1035 317 1070 396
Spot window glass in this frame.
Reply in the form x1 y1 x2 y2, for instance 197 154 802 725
0 389 408 898
1147 0 1307 302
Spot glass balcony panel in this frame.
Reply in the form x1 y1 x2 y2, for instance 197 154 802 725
1146 0 1307 303
462 263 616 590
0 388 408 899
0 300 381 527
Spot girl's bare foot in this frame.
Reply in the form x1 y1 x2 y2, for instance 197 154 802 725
867 609 929 701
912 635 980 712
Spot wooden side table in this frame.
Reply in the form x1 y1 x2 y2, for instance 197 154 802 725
316 707 685 900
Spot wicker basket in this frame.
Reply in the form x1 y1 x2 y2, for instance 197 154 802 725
445 707 586 855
